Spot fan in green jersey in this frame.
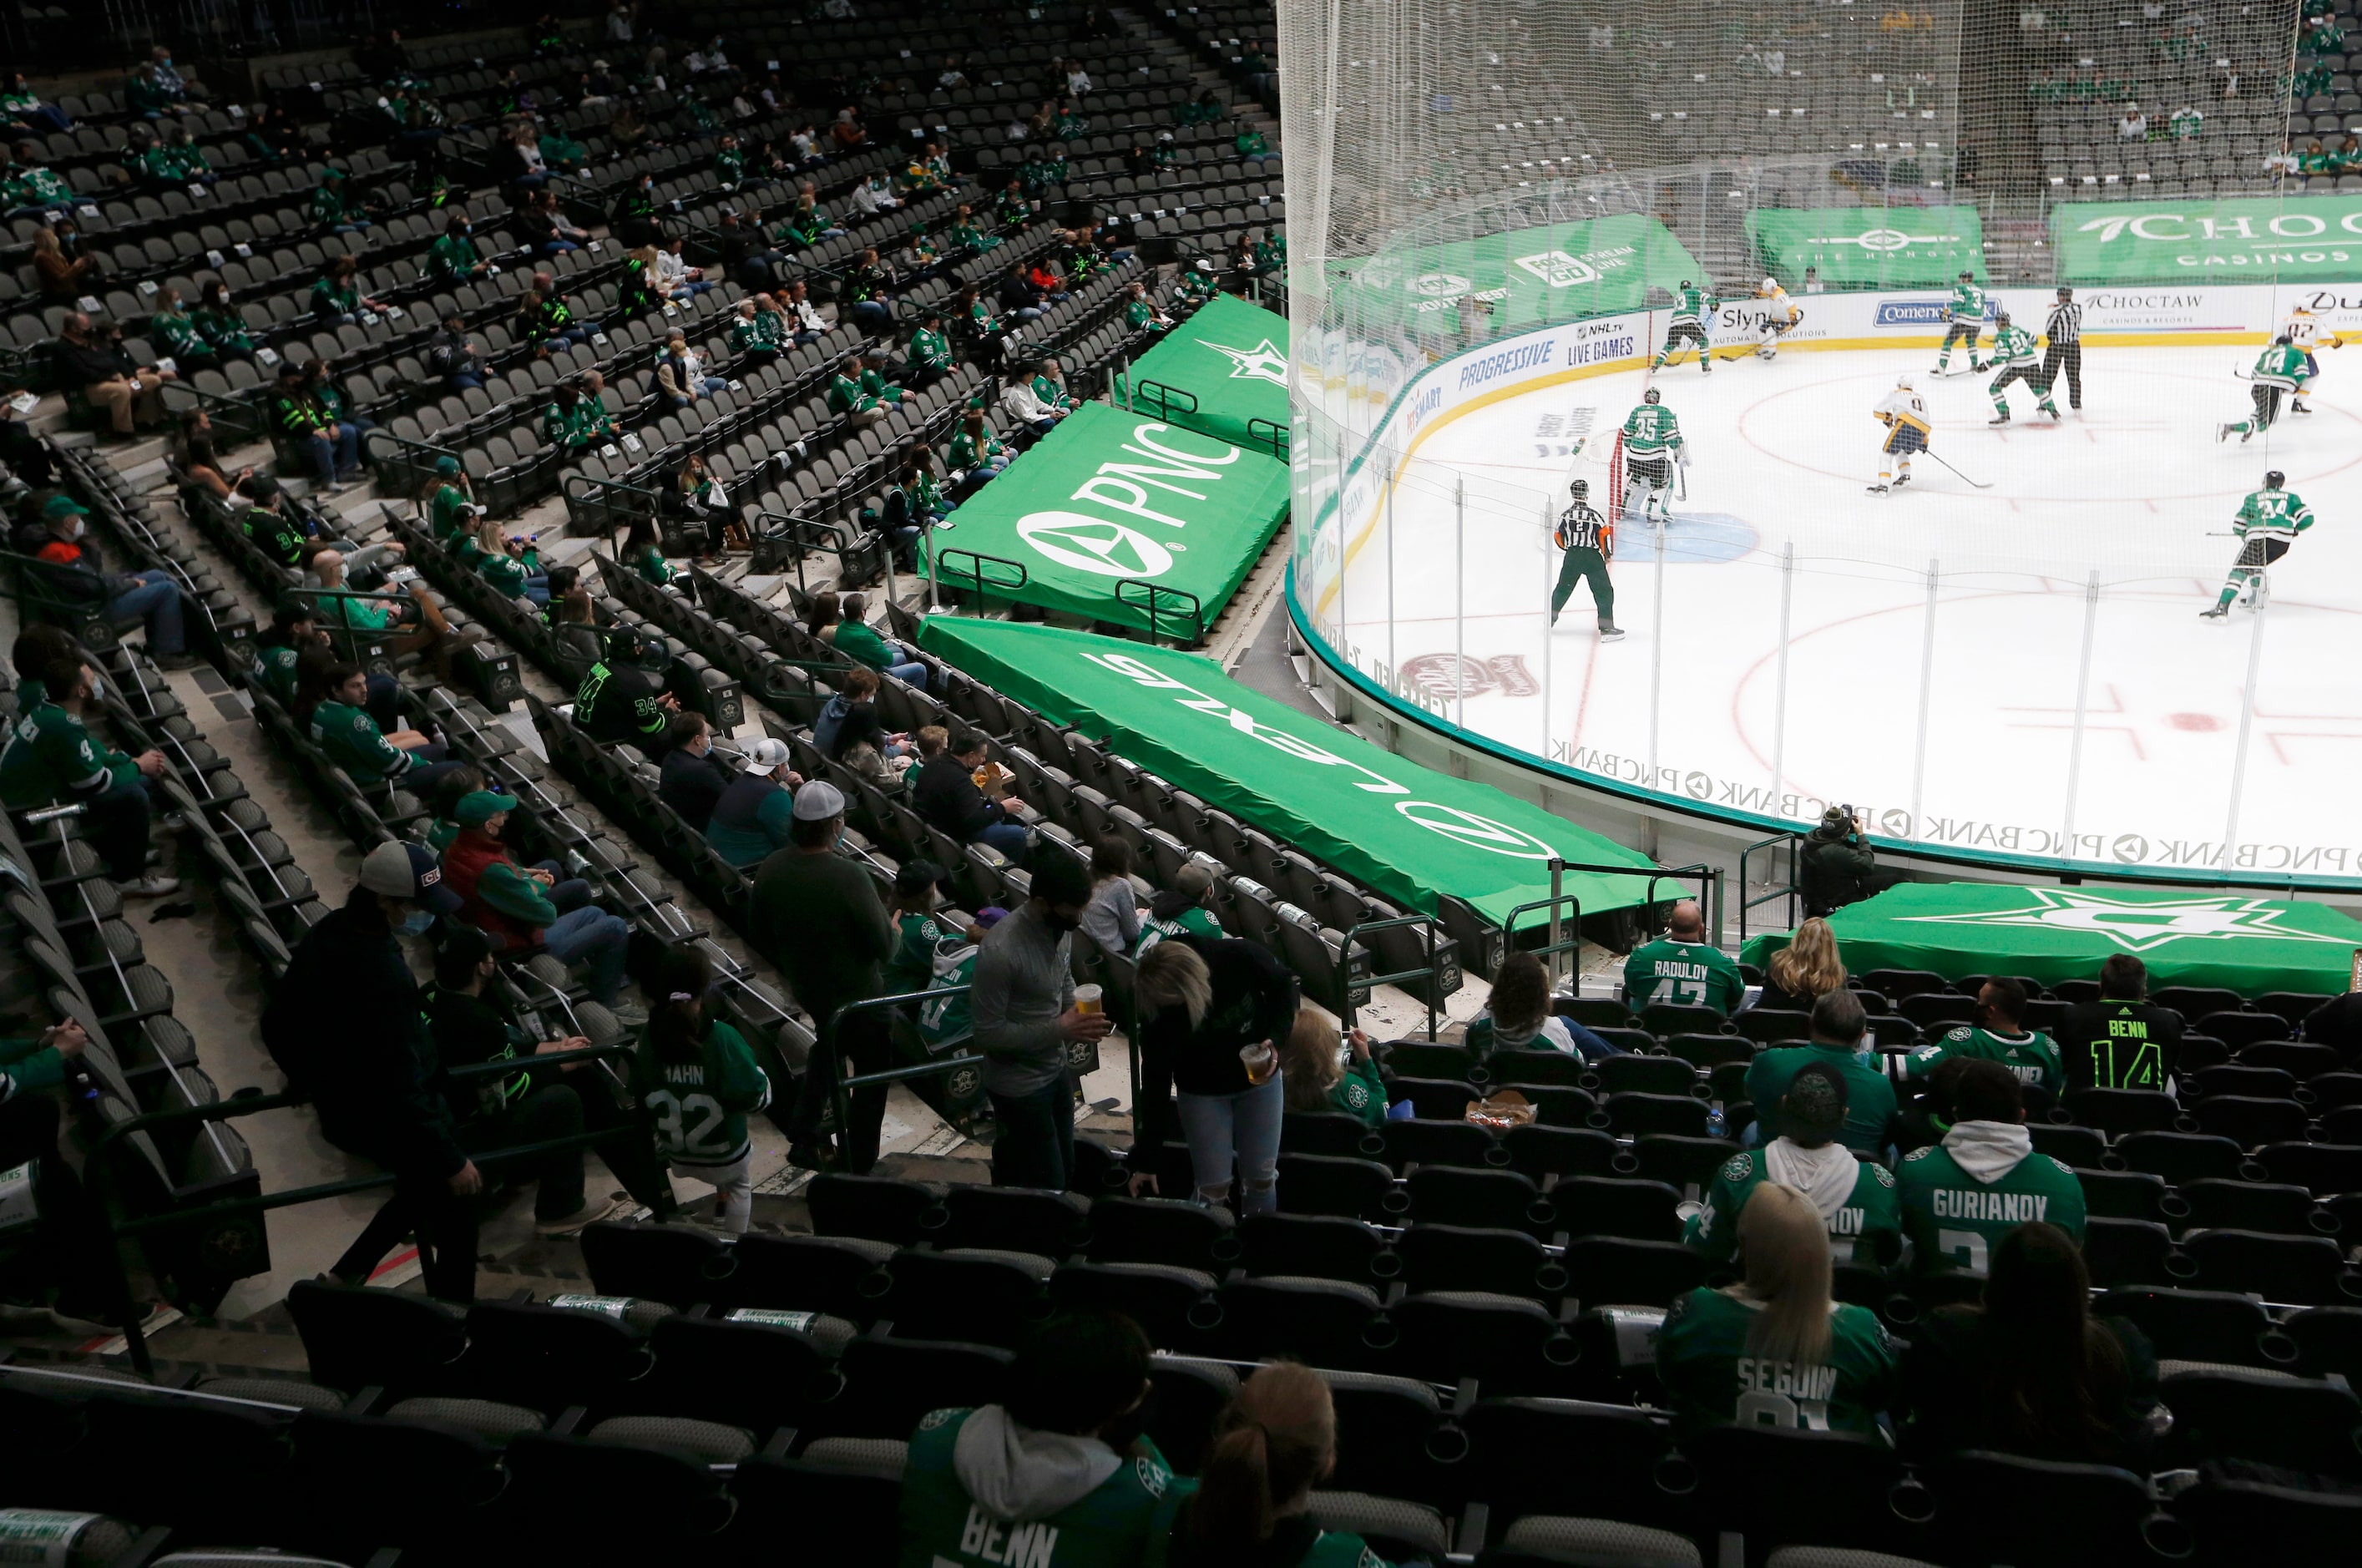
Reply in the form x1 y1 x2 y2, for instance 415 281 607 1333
1899 1060 2086 1274
1620 387 1687 527
1657 1181 1900 1436
2217 334 2309 443
1935 271 1986 374
1650 280 1719 375
1687 1061 1903 1270
1985 312 2060 424
2201 468 2314 620
1900 978 2061 1096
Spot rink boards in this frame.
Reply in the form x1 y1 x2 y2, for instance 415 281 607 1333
1290 281 2362 885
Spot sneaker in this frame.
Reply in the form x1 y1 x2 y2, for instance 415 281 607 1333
534 1193 633 1237
157 811 190 834
113 873 181 898
608 1000 650 1029
47 1300 169 1337
152 651 201 671
325 480 348 495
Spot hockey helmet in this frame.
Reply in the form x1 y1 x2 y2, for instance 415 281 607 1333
1960 270 1975 281
2056 285 2073 299
1679 279 1693 291
2273 332 2293 346
2264 469 2285 488
1994 311 2011 327
1760 276 1778 292
1570 478 1589 497
1896 373 1914 389
1643 387 1661 404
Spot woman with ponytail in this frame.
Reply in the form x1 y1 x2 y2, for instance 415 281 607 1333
627 944 771 1232
1656 1181 1899 1438
1171 1363 1395 1567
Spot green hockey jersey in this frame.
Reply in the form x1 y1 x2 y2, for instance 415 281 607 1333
2233 487 2314 539
1621 402 1683 458
2252 341 2309 388
1684 1147 1904 1268
897 1408 1192 1568
1947 281 1985 323
1898 1134 2086 1273
1654 1287 1899 1437
1989 324 2040 367
1670 284 1719 325
1904 1025 2061 1095
1622 937 1744 1014
627 1019 771 1172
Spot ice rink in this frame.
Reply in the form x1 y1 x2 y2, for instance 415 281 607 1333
1332 342 2362 878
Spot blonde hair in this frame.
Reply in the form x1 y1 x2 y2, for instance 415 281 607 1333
1135 940 1212 1029
1731 1181 1834 1368
475 516 510 554
1767 917 1846 1001
1280 1007 1343 1110
1184 1363 1337 1552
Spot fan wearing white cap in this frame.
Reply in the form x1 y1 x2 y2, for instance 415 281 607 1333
261 839 482 1302
1868 374 1930 496
704 736 807 869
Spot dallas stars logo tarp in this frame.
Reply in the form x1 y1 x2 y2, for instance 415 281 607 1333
1898 888 2354 953
1201 336 1288 386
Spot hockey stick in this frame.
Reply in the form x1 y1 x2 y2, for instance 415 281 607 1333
1924 448 1993 489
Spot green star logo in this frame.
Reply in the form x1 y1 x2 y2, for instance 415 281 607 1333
1201 336 1289 386
1898 889 2350 953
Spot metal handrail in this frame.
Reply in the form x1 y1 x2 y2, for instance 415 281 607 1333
823 986 980 1169
563 470 672 539
933 548 1029 620
81 1035 644 1378
1114 578 1205 646
1738 832 1803 945
1338 911 1449 1039
1125 377 1198 422
1246 415 1290 459
306 584 426 670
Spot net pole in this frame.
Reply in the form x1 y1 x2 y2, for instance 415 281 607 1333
1771 539 1793 811
1329 422 1347 645
1385 440 1397 692
1454 475 1467 731
1648 522 1666 788
1909 558 1940 834
2223 574 2272 870
2061 569 2102 848
1540 495 1555 760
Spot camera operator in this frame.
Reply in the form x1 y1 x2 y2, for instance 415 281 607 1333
1799 805 1904 918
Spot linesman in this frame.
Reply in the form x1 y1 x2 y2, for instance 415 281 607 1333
1550 478 1623 641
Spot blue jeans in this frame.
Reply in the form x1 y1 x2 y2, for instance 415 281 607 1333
543 905 630 1004
989 1075 1075 1190
523 574 550 604
448 372 486 392
884 659 928 689
539 238 579 255
529 861 594 915
109 571 184 655
1176 1072 1283 1214
87 774 155 881
975 819 1030 860
365 670 404 731
849 301 892 331
1008 305 1044 322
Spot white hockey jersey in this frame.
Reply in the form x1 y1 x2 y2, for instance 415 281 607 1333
1758 281 1799 322
1873 386 1931 436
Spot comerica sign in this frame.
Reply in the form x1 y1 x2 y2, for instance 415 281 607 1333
2051 196 2362 281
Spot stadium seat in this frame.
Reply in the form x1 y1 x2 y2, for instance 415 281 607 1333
2177 1177 2328 1237
1278 1151 1407 1222
1460 1397 1690 1532
1322 1369 1464 1505
873 1247 1054 1346
1688 1425 1935 1560
807 1171 947 1246
1085 1194 1238 1273
1935 1451 2188 1568
1505 1123 1621 1181
1398 1222 1565 1302
1623 1135 1737 1195
286 1407 504 1558
1606 1091 1712 1138
2243 1040 2345 1080
2093 1287 2299 1369
2177 1477 2362 1564
2075 1168 2167 1222
2190 1095 2312 1149
645 1313 852 1430
940 1183 1091 1257
2183 1229 2362 1306
1049 1260 1221 1348
1239 1211 1391 1284
1283 1109 1384 1157
1383 1115 1505 1174
2063 1087 2185 1136
1143 1354 1239 1474
725 1232 896 1322
2081 1217 2194 1288
498 1423 742 1554
2027 1124 2107 1168
1551 1176 1684 1243
1392 1289 1575 1388
1519 1084 1606 1128
580 1219 733 1307
286 1278 468 1399
1563 1237 1707 1308
2115 1131 2246 1185
2157 1363 2362 1477
731 1441 906 1568
1218 1275 1385 1368
2193 1010 2291 1050
1489 1048 1593 1090
1483 1516 1705 1567
825 1336 1012 1440
461 1297 671 1415
1387 1075 1484 1121
1408 1165 1552 1233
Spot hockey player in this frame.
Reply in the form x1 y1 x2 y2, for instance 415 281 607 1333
1620 387 1686 525
2279 303 2348 413
2200 468 2313 620
1935 270 1985 374
1753 276 1800 359
1868 375 1930 493
2217 334 2308 443
1985 311 2060 424
1550 478 1623 640
1651 280 1719 374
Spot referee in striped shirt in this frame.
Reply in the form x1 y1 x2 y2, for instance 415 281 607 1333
2044 286 2084 412
1550 478 1623 640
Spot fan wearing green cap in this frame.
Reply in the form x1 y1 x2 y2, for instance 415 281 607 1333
438 789 638 1014
25 492 197 668
424 455 477 541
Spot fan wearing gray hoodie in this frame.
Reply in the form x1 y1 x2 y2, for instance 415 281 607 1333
898 1309 1194 1568
1898 1058 2086 1275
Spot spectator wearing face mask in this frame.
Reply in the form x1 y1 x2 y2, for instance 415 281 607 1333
438 789 637 1017
657 710 735 830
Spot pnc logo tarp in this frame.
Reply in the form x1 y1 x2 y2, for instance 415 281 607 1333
1015 513 1175 577
1012 420 1245 580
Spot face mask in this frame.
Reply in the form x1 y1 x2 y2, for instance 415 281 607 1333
396 910 435 936
86 673 106 701
68 518 86 539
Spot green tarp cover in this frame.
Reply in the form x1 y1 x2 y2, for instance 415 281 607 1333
2050 195 2362 283
1333 214 1704 333
1111 295 1292 453
914 617 1661 927
920 403 1288 635
1739 883 2362 998
1746 205 1987 289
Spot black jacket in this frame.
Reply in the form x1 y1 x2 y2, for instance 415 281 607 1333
1900 1306 2158 1466
1135 933 1298 1147
913 752 999 841
1799 830 1877 914
659 744 736 830
264 893 465 1178
53 334 136 388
